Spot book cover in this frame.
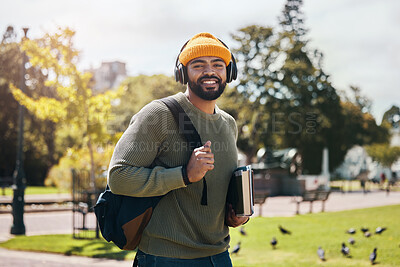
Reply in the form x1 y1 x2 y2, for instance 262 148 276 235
226 165 254 217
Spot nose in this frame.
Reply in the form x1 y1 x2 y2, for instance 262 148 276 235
202 64 215 76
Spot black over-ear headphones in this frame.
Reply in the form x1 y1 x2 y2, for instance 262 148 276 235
174 38 237 85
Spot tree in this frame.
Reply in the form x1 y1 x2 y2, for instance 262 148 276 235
110 74 185 132
365 144 400 168
382 105 400 128
0 26 59 185
228 25 277 163
230 1 344 173
228 0 389 173
9 27 119 189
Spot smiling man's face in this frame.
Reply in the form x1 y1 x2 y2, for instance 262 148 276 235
186 56 227 101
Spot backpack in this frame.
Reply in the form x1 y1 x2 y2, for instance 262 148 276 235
94 96 202 250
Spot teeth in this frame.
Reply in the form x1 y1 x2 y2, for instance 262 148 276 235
203 81 216 84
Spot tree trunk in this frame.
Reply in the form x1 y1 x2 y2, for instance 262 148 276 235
87 135 96 191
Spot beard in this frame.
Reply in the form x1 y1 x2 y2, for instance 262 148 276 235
188 75 226 101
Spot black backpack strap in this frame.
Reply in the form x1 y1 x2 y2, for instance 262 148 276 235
160 96 202 149
160 96 208 206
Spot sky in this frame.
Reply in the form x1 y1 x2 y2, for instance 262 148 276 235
1 0 399 122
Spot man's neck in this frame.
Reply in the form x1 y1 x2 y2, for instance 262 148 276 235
184 89 216 114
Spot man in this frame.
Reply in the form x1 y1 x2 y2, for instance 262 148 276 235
108 32 249 266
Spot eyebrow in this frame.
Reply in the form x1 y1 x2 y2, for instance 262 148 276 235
189 58 225 65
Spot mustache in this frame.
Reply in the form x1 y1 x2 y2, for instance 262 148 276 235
198 75 221 83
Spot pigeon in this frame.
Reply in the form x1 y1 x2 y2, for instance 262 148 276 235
317 246 326 261
270 237 277 249
375 227 387 234
348 238 355 245
364 231 371 238
240 226 247 236
346 228 356 234
231 242 241 255
279 225 291 235
341 243 350 257
369 247 377 264
361 227 369 233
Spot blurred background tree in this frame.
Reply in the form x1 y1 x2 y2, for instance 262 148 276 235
109 74 185 133
9 27 119 189
219 0 389 174
365 144 400 169
1 0 395 189
0 26 59 185
381 105 400 128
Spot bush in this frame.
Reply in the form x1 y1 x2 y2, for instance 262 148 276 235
45 145 114 191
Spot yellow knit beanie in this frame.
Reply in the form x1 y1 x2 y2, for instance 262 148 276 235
178 33 231 66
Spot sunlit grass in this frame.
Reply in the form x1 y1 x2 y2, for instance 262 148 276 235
1 186 69 196
229 205 400 267
0 234 135 260
0 205 399 266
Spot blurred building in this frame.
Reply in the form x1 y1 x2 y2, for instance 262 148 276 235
252 148 305 196
87 61 127 92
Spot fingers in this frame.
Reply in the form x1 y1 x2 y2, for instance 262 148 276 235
225 204 249 227
186 141 214 183
195 140 212 153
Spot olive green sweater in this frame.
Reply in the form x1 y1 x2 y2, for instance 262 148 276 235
108 92 238 259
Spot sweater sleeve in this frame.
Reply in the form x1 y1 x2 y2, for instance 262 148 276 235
107 100 186 197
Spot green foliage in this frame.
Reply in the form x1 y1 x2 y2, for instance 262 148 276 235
365 144 400 168
381 105 400 128
228 0 388 173
0 25 58 185
45 144 114 190
1 205 399 266
8 27 121 188
110 74 185 132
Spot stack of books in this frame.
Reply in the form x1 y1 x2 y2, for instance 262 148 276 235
226 165 254 217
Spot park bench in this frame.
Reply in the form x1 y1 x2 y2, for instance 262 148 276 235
0 176 13 196
293 189 330 215
253 178 269 216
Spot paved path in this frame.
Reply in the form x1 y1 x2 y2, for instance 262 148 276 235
0 190 399 266
0 248 129 267
254 190 400 217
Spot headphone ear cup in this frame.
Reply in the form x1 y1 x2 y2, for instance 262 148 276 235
174 64 181 83
226 63 232 83
226 53 237 83
231 54 238 81
178 64 188 85
175 63 187 84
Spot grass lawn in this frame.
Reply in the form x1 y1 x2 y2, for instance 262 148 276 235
0 205 399 266
330 180 400 192
1 186 69 196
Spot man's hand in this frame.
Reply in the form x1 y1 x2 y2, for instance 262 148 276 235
225 203 250 228
186 140 214 183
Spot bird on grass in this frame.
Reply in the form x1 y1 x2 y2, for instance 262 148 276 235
270 237 277 249
278 225 291 235
364 231 371 238
346 228 356 234
240 226 247 236
348 238 355 245
341 243 350 257
361 227 369 233
369 248 377 265
317 246 326 261
231 242 241 255
375 227 387 234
